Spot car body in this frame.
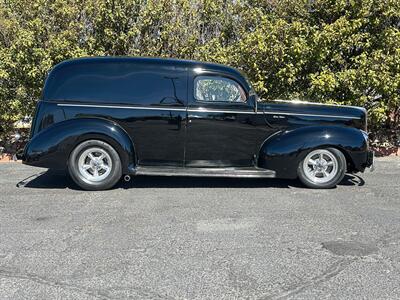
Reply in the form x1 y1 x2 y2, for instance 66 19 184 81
22 57 374 190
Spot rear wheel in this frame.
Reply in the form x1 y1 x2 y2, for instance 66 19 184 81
68 140 122 190
297 148 346 189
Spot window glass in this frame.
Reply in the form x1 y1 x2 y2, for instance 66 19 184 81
194 76 246 103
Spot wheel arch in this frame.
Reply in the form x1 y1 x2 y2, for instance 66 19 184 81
293 144 356 173
69 131 136 174
257 126 368 179
325 145 355 172
23 117 136 174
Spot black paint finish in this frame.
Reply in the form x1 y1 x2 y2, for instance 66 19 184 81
258 125 369 178
23 57 373 179
24 117 135 174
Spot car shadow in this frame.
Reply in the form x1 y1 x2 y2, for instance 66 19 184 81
16 170 77 189
339 173 365 186
17 170 364 190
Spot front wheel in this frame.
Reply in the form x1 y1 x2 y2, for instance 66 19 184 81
68 140 122 190
297 148 346 189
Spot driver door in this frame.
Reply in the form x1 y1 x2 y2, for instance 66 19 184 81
185 73 261 167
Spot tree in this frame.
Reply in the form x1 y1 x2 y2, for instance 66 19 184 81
0 0 399 144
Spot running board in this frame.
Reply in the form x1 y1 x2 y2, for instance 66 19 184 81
135 166 276 178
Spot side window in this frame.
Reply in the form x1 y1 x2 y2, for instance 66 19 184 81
194 76 246 103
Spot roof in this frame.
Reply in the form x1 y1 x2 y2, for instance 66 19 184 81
50 56 242 76
42 56 250 101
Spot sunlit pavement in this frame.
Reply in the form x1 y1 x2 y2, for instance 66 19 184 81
0 157 399 299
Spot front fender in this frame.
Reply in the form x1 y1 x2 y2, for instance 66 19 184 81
23 118 136 173
258 126 369 178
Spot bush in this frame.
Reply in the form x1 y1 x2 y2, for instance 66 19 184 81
1 0 399 145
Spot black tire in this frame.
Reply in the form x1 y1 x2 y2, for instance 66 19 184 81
297 147 346 189
68 140 122 190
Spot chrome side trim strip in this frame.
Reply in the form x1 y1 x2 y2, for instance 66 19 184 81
188 109 359 119
58 103 187 112
271 99 366 111
57 103 360 119
263 111 359 119
189 109 256 115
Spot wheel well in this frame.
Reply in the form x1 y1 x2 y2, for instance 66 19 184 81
68 134 135 173
331 146 355 172
74 136 122 157
301 145 354 172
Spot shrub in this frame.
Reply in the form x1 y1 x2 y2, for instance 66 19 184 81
0 0 399 145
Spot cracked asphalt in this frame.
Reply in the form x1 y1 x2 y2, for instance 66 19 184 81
0 157 400 300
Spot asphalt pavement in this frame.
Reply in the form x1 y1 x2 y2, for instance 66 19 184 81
0 157 399 299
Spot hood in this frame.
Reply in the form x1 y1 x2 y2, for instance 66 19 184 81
258 100 367 131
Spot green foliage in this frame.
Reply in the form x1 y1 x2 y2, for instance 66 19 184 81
0 0 399 142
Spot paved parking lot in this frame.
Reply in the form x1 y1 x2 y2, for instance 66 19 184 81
0 158 400 299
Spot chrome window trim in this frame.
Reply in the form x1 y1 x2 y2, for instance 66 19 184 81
57 103 361 119
193 75 247 103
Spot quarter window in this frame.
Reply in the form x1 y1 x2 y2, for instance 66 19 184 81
194 76 246 103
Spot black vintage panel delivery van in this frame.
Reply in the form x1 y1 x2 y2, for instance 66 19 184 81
22 57 374 190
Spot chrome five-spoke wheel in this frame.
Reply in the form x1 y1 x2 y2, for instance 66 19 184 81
78 148 113 182
302 149 338 184
68 140 122 190
297 148 346 189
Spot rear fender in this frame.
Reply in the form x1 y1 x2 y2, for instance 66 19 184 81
23 118 136 174
258 126 368 178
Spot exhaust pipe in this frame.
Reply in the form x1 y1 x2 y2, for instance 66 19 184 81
123 175 131 182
